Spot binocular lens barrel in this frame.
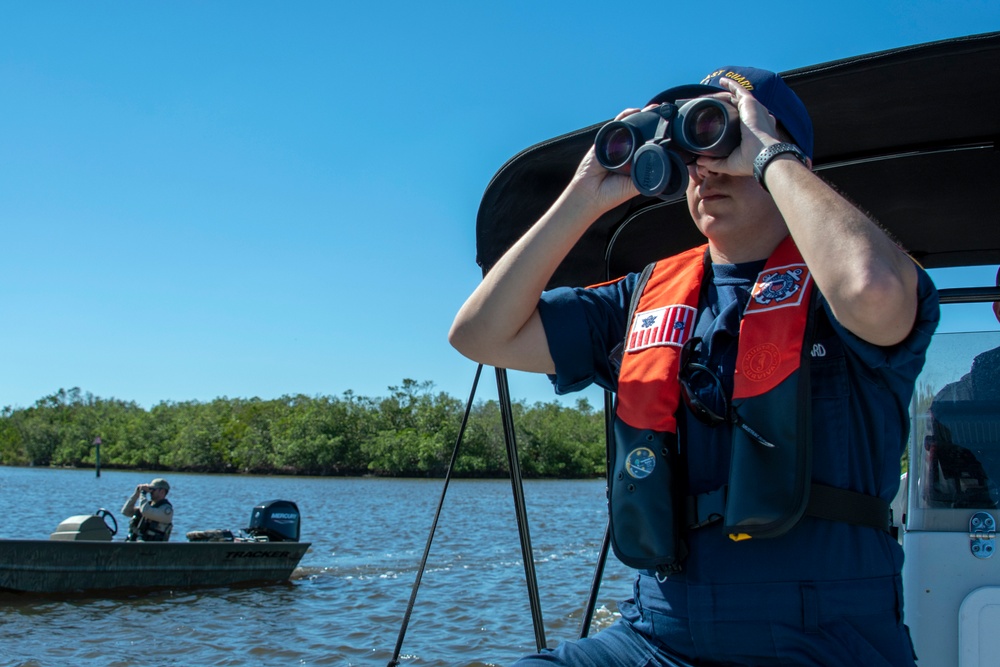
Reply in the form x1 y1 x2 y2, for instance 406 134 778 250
674 98 740 157
690 106 725 146
596 125 638 172
594 109 665 174
592 98 739 199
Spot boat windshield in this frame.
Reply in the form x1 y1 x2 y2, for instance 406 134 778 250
909 287 1000 529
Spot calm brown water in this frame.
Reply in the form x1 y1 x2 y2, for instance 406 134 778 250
0 467 633 666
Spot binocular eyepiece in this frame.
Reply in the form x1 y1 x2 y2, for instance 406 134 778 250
594 97 740 199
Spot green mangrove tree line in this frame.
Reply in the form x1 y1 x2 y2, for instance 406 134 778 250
0 382 606 478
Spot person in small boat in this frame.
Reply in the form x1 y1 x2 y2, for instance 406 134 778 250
450 66 938 666
122 477 173 541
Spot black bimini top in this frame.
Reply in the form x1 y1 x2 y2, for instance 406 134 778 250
474 32 1000 290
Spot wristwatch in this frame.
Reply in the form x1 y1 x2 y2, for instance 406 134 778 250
753 142 808 192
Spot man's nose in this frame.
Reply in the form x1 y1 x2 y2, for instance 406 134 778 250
688 162 718 183
692 160 718 180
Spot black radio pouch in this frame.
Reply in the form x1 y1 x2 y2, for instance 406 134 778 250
723 291 818 540
607 419 688 574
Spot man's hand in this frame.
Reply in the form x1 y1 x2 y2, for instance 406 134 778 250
697 78 785 177
567 106 647 216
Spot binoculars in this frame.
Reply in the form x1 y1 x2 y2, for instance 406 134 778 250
594 97 740 199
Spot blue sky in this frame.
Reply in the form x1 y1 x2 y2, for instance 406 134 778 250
2 2 998 411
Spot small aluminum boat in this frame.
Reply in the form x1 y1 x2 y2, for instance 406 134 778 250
0 499 310 594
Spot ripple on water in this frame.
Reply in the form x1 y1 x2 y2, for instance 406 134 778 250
1 471 634 666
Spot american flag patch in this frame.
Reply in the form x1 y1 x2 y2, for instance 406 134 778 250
626 305 696 352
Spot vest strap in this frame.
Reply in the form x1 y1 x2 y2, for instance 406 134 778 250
805 484 892 533
686 483 891 533
685 486 727 529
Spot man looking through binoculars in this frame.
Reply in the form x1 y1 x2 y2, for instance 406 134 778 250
450 66 938 666
122 477 173 542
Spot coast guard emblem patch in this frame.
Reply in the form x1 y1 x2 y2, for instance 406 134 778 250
746 263 811 314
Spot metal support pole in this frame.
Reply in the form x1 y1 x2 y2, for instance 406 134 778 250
387 365 483 667
578 390 616 638
495 367 547 652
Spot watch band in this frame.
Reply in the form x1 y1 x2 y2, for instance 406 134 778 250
753 142 808 192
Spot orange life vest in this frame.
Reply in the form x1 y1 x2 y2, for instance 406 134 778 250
607 236 817 571
606 237 892 573
617 235 813 433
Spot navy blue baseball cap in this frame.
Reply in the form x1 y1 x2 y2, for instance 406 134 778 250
648 66 815 159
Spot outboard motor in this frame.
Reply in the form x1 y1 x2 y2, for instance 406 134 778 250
246 499 301 542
